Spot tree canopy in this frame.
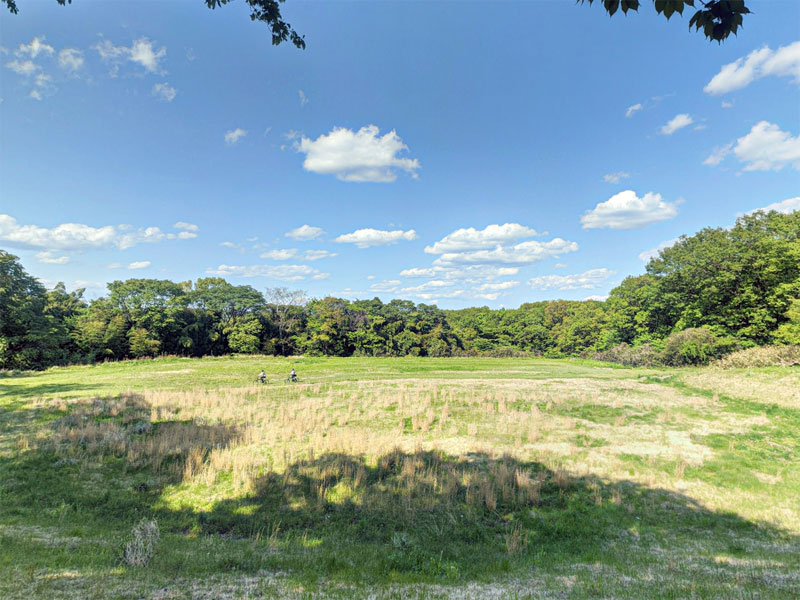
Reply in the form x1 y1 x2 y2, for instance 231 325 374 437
580 0 751 42
3 0 752 46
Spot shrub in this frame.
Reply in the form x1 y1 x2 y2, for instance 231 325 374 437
661 328 736 366
591 343 661 367
713 345 800 369
122 518 160 567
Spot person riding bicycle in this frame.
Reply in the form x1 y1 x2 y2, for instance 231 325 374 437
257 369 267 384
288 368 297 382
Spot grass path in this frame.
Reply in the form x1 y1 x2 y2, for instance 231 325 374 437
1 357 798 598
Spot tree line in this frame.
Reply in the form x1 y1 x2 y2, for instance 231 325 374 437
1 210 798 370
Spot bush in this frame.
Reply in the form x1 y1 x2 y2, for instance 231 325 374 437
713 345 800 369
122 518 160 567
591 343 661 367
661 328 738 366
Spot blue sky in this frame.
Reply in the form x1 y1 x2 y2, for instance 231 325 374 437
1 0 798 308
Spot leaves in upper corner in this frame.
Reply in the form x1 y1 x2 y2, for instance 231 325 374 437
581 0 750 42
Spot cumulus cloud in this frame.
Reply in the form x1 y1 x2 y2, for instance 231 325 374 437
296 125 420 182
129 38 166 73
581 190 678 230
660 114 694 135
424 223 540 254
173 221 198 232
638 237 681 262
5 59 38 76
625 103 642 118
743 196 800 216
152 82 177 102
0 215 195 252
260 248 298 260
334 228 417 248
206 264 328 281
704 42 800 95
298 89 308 106
35 250 69 265
303 249 337 260
400 265 519 281
527 268 615 291
225 128 247 145
94 37 167 76
285 224 324 241
58 48 84 72
370 280 402 293
603 172 630 184
128 261 151 270
733 121 800 171
433 238 578 266
16 36 54 59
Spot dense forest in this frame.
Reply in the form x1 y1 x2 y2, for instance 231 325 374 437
2 211 798 370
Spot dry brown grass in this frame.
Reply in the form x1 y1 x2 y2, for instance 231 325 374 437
30 374 799 534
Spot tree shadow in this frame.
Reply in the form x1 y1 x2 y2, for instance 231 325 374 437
2 397 797 590
154 449 798 583
0 382 99 400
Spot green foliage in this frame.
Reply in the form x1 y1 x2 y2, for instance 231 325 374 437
0 250 63 369
775 299 800 345
581 0 751 42
660 327 735 366
4 0 305 49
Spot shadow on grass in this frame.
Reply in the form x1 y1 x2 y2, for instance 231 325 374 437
1 392 798 593
0 381 100 401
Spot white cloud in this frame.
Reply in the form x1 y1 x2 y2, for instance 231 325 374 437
603 172 630 184
733 121 800 171
703 142 733 166
584 295 609 302
370 280 402 293
298 89 309 106
704 42 800 95
129 38 167 73
107 262 122 269
128 261 151 270
0 214 193 252
286 224 324 241
15 36 54 59
400 265 519 281
304 249 337 260
334 228 417 248
424 223 540 254
638 237 681 262
743 197 800 216
173 221 198 232
260 248 298 260
35 251 69 265
5 59 38 76
94 37 166 75
553 263 568 269
152 82 177 102
296 125 420 182
721 101 734 109
28 89 43 101
58 48 84 72
225 128 247 145
433 238 578 266
206 264 327 281
581 190 678 230
625 103 642 118
528 268 615 291
660 113 693 135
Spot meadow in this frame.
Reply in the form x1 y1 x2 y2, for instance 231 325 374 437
1 356 798 599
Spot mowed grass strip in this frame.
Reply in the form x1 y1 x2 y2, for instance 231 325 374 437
1 357 798 599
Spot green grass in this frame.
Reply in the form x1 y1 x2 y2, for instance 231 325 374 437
1 357 798 598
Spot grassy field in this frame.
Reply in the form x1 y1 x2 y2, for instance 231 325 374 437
1 356 798 599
